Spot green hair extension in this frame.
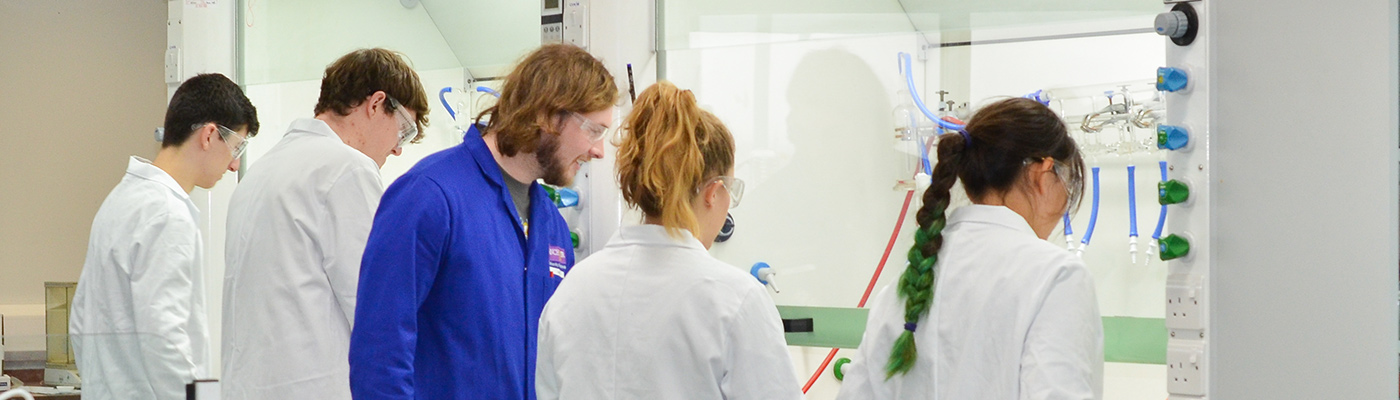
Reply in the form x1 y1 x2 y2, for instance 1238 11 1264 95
885 331 919 378
884 199 948 379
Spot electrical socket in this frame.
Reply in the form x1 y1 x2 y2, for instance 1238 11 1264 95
1165 273 1204 331
164 47 181 84
1167 341 1205 396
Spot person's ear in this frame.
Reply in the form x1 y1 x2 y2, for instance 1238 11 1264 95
367 91 387 117
1033 158 1056 196
702 180 722 209
201 124 217 151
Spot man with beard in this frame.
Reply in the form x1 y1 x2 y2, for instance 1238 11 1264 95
349 44 618 400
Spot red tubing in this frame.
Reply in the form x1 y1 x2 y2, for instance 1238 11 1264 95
859 189 917 308
803 348 841 393
802 189 917 394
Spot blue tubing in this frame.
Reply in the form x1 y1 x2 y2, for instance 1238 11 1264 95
1024 89 1051 105
899 53 964 132
1152 161 1168 240
439 87 456 121
1127 165 1138 237
919 140 932 175
1080 167 1102 245
1063 213 1073 236
918 130 933 175
476 86 500 97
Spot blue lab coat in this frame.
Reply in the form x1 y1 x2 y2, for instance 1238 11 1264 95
350 125 574 400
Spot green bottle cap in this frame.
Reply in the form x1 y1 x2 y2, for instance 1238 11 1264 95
1159 234 1190 261
1158 180 1190 205
570 231 580 248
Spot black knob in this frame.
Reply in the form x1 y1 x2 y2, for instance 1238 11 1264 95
716 213 735 242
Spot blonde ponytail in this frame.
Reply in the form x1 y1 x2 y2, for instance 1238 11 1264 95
616 81 735 238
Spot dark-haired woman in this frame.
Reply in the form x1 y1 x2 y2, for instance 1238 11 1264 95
837 97 1102 399
536 81 802 400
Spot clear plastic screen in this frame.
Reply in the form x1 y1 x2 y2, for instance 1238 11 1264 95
659 0 1168 398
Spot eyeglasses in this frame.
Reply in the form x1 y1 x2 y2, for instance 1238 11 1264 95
201 123 248 159
569 111 612 143
387 96 418 148
713 176 745 208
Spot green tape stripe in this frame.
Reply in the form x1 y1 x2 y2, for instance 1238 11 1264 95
777 306 1166 365
777 305 868 349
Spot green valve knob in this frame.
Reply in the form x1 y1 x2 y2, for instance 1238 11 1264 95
1158 180 1190 205
543 185 560 203
570 232 580 248
834 357 852 381
1159 234 1190 261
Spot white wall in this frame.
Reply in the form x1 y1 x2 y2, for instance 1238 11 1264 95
0 0 168 352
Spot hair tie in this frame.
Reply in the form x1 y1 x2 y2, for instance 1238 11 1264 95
957 129 972 149
904 322 918 332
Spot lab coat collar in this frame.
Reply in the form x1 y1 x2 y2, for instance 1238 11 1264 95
607 224 707 251
462 124 507 191
125 156 190 201
462 124 532 244
287 118 340 139
947 204 1037 237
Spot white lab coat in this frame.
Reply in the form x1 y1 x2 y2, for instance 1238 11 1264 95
70 156 210 400
836 205 1103 400
222 118 383 399
537 224 803 400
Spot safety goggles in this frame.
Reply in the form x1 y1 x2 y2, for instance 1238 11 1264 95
713 176 745 208
387 96 418 148
1050 159 1084 214
569 111 612 143
202 123 248 159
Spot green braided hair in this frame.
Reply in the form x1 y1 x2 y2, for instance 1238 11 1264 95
882 97 1085 379
885 131 963 379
